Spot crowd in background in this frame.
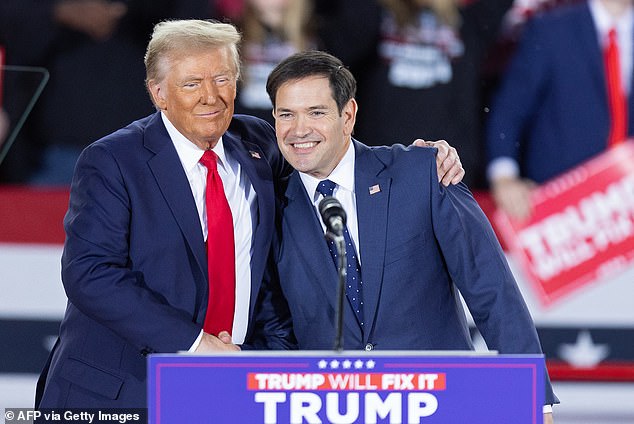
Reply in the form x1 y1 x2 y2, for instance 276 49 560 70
0 0 615 205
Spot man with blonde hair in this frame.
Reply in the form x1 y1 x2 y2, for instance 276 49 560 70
35 19 464 408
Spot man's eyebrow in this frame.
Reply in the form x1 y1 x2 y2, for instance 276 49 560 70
275 105 330 113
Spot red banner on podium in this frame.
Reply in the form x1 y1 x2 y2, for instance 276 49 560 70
495 141 634 305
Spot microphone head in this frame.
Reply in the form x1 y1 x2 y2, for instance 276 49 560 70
318 196 347 234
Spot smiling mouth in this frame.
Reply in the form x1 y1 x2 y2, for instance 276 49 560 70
197 108 224 117
291 141 318 149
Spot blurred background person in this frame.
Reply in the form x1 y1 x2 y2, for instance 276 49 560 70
313 0 382 80
350 0 514 189
485 0 634 219
502 0 582 36
481 0 583 107
233 0 317 124
0 0 209 185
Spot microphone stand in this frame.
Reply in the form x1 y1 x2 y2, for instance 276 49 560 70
326 231 347 352
0 65 50 165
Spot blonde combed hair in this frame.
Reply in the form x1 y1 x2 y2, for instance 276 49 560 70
144 19 242 84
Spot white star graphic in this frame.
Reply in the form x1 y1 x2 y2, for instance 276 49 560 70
318 360 328 369
354 360 364 369
558 330 610 368
342 360 352 369
366 360 376 369
330 359 340 369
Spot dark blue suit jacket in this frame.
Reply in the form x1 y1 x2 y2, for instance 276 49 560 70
36 112 295 408
276 141 557 404
486 3 634 183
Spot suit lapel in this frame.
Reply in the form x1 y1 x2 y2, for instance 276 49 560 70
284 172 361 336
354 142 390 344
223 131 275 320
145 113 207 283
579 6 606 105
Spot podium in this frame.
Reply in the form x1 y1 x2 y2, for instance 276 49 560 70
148 351 545 423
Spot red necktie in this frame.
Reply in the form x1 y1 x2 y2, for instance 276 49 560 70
199 150 235 336
604 28 628 148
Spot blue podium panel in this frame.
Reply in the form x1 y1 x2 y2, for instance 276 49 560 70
148 351 544 424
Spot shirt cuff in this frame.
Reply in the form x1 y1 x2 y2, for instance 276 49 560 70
487 156 520 183
188 329 204 352
543 404 553 414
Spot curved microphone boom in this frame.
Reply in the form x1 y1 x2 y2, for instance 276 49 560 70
318 196 347 236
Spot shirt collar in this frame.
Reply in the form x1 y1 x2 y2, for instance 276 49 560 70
161 111 228 172
299 140 356 202
590 0 633 40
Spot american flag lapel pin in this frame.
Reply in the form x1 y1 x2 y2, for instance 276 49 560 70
249 151 261 159
369 184 381 195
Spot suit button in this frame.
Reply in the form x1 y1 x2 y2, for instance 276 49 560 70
365 343 374 351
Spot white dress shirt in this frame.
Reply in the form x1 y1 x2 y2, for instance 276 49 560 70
591 0 633 94
162 112 256 346
298 141 361 262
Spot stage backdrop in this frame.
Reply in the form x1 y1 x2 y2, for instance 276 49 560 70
1 185 633 381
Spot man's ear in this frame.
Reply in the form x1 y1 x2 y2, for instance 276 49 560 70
343 98 358 136
147 79 167 110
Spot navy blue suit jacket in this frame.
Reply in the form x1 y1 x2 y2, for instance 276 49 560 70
36 112 295 407
486 3 634 183
276 141 557 404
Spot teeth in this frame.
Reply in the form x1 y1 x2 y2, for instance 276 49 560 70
293 142 317 149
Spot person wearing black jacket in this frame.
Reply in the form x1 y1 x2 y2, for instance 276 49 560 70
343 0 514 189
0 0 210 184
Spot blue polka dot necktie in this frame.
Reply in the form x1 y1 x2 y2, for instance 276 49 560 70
316 180 364 328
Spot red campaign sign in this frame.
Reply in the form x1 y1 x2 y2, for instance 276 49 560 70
495 141 634 305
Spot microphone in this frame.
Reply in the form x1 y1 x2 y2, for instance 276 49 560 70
318 196 346 236
318 195 347 352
